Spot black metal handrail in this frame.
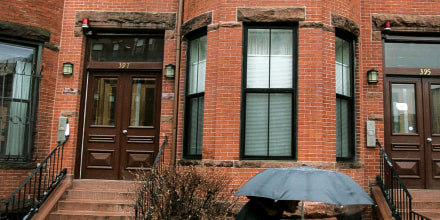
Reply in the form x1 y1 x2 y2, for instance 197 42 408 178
0 136 68 220
135 135 168 219
376 139 431 220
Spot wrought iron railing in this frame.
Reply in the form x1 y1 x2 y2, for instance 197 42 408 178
376 139 431 220
134 135 168 219
0 137 68 220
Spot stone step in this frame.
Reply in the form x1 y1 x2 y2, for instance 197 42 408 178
409 189 440 220
48 179 140 220
48 210 133 220
64 188 135 200
57 199 134 212
71 179 140 191
412 209 440 220
409 189 440 200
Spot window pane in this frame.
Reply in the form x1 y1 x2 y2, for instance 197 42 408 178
336 37 351 96
335 36 354 160
385 42 440 68
245 93 269 156
185 35 206 157
89 36 164 62
269 94 292 156
189 36 206 94
270 29 293 88
432 85 440 134
392 84 417 134
130 78 155 126
337 98 351 158
0 42 37 159
92 77 117 126
187 97 204 156
270 56 292 88
271 30 293 56
247 29 270 88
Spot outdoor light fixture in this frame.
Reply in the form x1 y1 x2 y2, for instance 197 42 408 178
384 21 391 31
82 18 90 29
164 64 175 78
62 62 73 75
367 69 379 83
82 18 92 35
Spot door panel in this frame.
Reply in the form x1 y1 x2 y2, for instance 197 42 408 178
386 77 440 189
82 72 161 180
386 78 425 188
119 76 160 179
424 78 440 188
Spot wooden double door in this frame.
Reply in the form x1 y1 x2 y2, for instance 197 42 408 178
385 77 440 189
80 71 161 180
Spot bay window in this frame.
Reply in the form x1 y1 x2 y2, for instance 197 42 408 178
241 25 297 159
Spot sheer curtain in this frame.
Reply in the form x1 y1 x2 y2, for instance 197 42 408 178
6 61 33 156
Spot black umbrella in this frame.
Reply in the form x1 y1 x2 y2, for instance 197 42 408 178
235 165 374 218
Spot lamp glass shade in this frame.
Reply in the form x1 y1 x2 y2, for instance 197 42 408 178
82 18 89 28
367 69 378 83
165 64 175 78
63 62 73 75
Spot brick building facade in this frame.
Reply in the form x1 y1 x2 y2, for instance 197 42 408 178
2 0 440 219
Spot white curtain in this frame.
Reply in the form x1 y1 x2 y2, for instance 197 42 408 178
6 61 32 156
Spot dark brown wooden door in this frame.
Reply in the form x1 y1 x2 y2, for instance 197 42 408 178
385 77 440 189
81 71 161 180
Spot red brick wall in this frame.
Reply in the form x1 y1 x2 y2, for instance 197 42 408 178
0 0 63 198
2 0 440 218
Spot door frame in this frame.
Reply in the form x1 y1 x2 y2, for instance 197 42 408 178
74 36 165 179
75 69 162 179
382 34 440 189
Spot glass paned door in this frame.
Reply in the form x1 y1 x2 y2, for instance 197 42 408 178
130 78 155 126
82 72 161 180
386 77 440 189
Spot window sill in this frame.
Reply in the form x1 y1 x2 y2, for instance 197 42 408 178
0 161 37 170
178 159 364 170
336 161 363 169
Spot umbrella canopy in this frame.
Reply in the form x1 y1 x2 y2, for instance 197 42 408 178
235 165 374 206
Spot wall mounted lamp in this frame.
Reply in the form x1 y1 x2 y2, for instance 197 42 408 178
82 18 90 28
62 62 73 75
384 21 391 31
367 69 379 83
82 18 92 35
165 64 175 78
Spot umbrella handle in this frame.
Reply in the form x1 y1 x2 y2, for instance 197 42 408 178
301 200 304 220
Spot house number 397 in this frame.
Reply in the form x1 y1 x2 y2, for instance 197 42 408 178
119 62 130 69
420 68 431 75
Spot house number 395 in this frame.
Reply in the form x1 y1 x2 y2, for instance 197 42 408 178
420 68 431 75
119 62 130 69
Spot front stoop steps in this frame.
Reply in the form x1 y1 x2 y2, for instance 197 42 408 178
410 190 440 220
47 179 139 220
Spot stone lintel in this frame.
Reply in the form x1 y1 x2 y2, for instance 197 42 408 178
182 12 212 36
237 7 305 23
372 14 440 41
74 11 176 36
0 21 50 42
331 13 360 37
